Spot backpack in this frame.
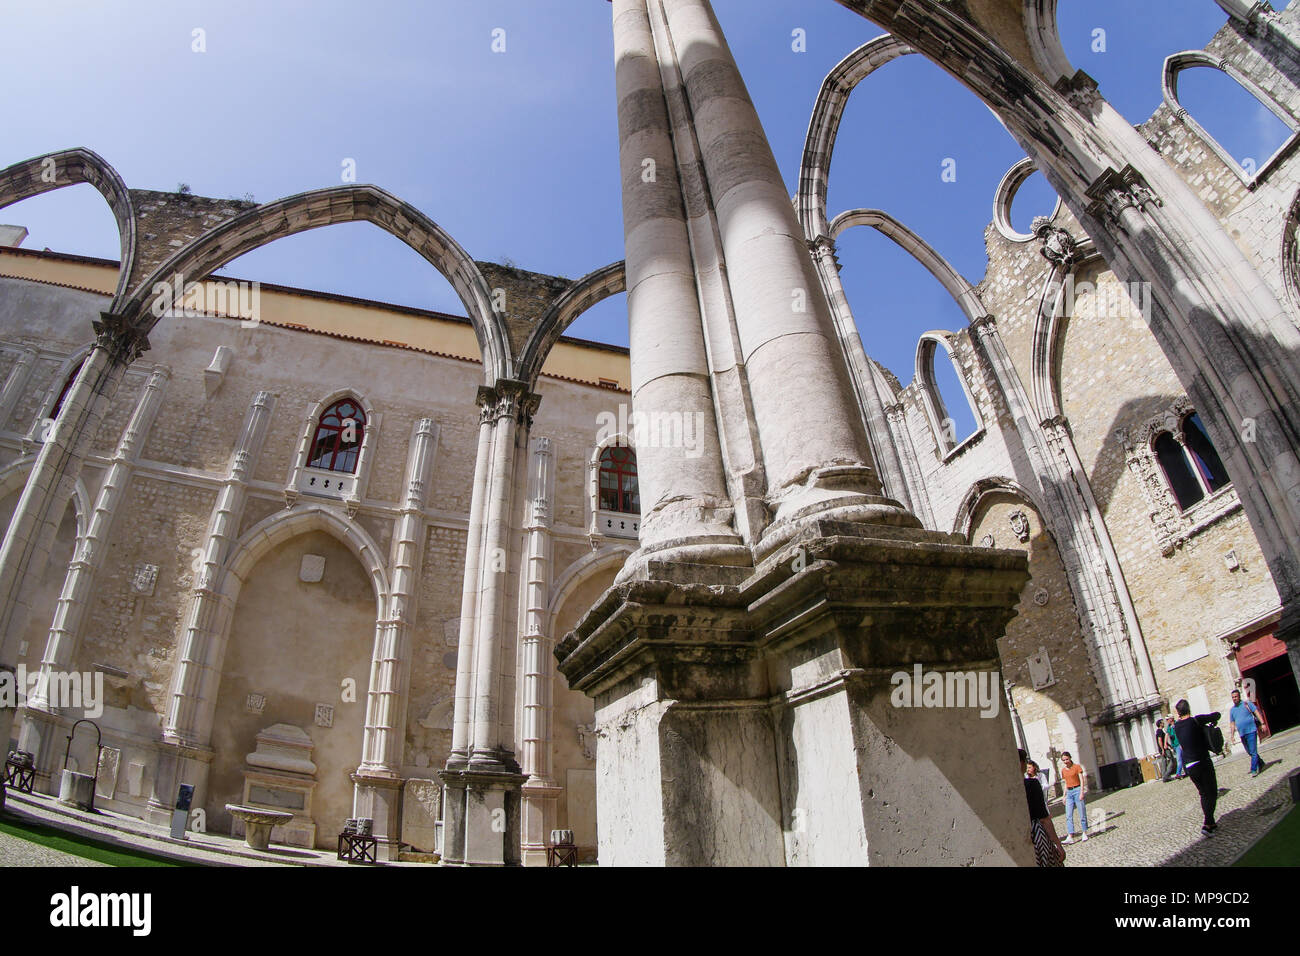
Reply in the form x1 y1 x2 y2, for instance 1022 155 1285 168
1206 722 1225 756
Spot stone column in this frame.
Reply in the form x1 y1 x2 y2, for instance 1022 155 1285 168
810 235 914 512
440 380 535 866
884 402 936 529
18 364 170 787
0 319 142 780
0 348 37 429
152 389 274 822
448 397 495 769
518 436 562 866
559 0 1036 868
353 417 436 859
654 0 911 536
614 0 746 557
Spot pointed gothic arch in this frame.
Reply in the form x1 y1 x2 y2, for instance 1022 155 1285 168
0 148 137 308
120 184 512 384
518 260 625 388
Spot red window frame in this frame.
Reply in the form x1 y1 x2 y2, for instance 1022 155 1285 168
308 399 366 474
598 445 639 514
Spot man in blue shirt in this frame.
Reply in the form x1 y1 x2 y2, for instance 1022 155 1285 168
1229 689 1265 776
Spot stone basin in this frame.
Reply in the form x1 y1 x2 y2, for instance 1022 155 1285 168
226 804 294 851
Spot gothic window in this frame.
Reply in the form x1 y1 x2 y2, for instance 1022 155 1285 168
1163 51 1300 187
598 445 639 514
307 398 366 473
1154 413 1231 513
916 334 981 457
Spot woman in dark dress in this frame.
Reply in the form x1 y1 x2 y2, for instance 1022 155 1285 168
1020 749 1065 866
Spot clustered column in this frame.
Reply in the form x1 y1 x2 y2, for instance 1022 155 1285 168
152 389 275 819
0 319 144 763
518 436 562 865
19 364 170 783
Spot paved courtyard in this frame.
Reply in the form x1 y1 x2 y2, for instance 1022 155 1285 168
1050 727 1300 867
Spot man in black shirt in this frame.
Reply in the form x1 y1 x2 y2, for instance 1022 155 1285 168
1174 699 1222 836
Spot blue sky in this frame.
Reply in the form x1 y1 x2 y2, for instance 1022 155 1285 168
1 0 1291 435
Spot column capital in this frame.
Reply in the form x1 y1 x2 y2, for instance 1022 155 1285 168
1084 164 1162 227
969 314 999 338
93 312 151 363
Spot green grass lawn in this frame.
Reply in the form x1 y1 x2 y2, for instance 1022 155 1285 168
1233 806 1300 867
0 815 189 867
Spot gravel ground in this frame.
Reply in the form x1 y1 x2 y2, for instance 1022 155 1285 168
0 828 108 867
1050 727 1300 867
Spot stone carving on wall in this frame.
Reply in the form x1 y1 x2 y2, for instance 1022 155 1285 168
131 564 158 596
1027 648 1056 690
314 703 334 728
979 533 995 548
1009 510 1031 542
245 692 266 715
1116 397 1242 556
1033 587 1050 607
299 554 325 583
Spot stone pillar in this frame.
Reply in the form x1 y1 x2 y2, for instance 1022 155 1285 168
566 0 1036 867
810 235 914 513
0 318 142 773
0 348 37 429
518 437 562 866
558 519 1034 866
884 402 936 529
19 364 170 788
354 417 436 860
153 389 274 822
441 380 536 866
652 0 910 537
614 0 747 556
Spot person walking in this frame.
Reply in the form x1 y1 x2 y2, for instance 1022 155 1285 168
1174 699 1222 836
1167 716 1185 778
1020 750 1065 867
1228 689 1265 776
1059 751 1088 843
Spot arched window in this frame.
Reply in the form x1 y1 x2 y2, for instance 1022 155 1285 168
916 334 982 457
50 363 81 420
1154 413 1231 512
598 445 639 514
1163 51 1300 187
308 398 366 474
1155 431 1203 510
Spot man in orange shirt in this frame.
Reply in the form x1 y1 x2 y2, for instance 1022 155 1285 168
1060 751 1089 844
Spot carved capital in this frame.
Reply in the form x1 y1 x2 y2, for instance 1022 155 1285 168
93 312 151 363
969 314 998 338
1054 69 1102 113
1084 164 1163 227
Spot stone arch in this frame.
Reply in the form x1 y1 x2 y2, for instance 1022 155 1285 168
0 148 137 308
916 332 983 455
830 208 987 323
0 457 91 544
222 504 390 619
1023 0 1074 87
120 184 511 384
1029 237 1101 422
25 343 96 443
951 476 1049 541
797 33 916 239
518 261 625 387
1162 50 1300 186
550 545 635 620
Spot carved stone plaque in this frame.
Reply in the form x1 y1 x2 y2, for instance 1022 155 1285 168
300 554 325 583
131 564 159 596
245 693 266 715
314 703 334 728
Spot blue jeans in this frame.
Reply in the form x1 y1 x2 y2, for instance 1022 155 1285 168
1175 748 1185 776
1241 731 1263 774
1065 787 1088 834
